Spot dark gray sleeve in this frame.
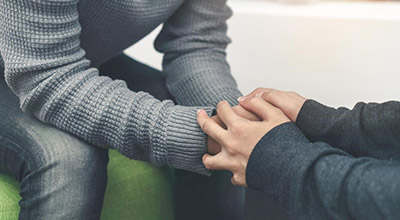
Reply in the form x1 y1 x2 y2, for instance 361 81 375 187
246 122 400 220
295 100 400 160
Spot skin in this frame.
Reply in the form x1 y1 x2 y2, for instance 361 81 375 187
207 105 261 154
200 88 307 186
239 88 307 122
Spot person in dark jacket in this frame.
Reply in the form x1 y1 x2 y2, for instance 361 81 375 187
197 87 400 220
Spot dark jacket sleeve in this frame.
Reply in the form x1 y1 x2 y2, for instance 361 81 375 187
295 100 400 160
246 122 400 220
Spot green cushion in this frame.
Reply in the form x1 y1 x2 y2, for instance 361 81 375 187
0 150 175 220
101 150 175 220
0 173 20 220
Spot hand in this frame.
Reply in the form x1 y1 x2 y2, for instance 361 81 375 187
207 105 261 155
207 116 223 155
198 99 290 186
239 88 307 122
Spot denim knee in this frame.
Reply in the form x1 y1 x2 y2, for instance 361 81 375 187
4 123 109 219
0 78 109 184
0 79 109 219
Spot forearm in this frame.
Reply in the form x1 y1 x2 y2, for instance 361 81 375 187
296 100 400 160
0 0 212 175
162 50 242 106
247 122 400 220
155 0 242 107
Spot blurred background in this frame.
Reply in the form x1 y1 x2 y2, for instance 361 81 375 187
124 0 400 219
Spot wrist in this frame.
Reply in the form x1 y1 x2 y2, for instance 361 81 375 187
292 98 308 122
156 105 215 175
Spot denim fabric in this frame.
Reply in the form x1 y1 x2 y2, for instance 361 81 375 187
0 54 245 220
0 79 109 219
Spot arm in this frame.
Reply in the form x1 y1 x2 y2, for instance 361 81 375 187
241 88 400 160
0 0 212 175
198 97 400 220
247 122 400 220
154 0 242 107
296 100 400 160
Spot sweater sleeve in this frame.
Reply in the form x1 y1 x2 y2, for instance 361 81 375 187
296 100 400 160
0 0 213 175
246 122 400 220
154 0 242 107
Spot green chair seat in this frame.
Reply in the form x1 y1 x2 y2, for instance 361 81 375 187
0 150 175 220
0 173 20 220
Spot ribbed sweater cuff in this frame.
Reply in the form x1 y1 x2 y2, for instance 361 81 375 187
155 105 214 176
169 70 242 107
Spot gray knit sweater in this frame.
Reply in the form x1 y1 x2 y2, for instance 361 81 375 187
0 0 241 175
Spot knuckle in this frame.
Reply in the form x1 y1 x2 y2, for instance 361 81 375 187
255 87 264 93
261 92 269 99
248 97 259 105
230 121 241 131
225 141 238 154
263 89 280 102
202 121 211 132
217 101 226 110
204 159 213 169
269 89 278 96
262 92 272 100
232 105 241 113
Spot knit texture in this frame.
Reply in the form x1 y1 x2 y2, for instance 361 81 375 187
0 0 242 175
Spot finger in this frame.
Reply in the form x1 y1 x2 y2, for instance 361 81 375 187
216 101 240 126
212 115 227 129
239 97 279 121
260 90 282 107
238 88 273 101
231 176 236 186
207 136 221 155
261 91 307 122
233 105 261 121
202 153 232 171
197 109 228 143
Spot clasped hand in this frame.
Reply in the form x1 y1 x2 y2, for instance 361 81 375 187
197 88 306 186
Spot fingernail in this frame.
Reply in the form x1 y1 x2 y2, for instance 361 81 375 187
255 92 263 97
197 109 202 115
237 97 247 102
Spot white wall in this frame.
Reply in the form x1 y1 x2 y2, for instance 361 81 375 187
125 0 400 108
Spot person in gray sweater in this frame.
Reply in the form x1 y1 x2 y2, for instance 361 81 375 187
198 88 400 220
0 0 246 219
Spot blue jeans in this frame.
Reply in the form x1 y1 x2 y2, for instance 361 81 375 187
0 54 245 220
0 78 109 219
